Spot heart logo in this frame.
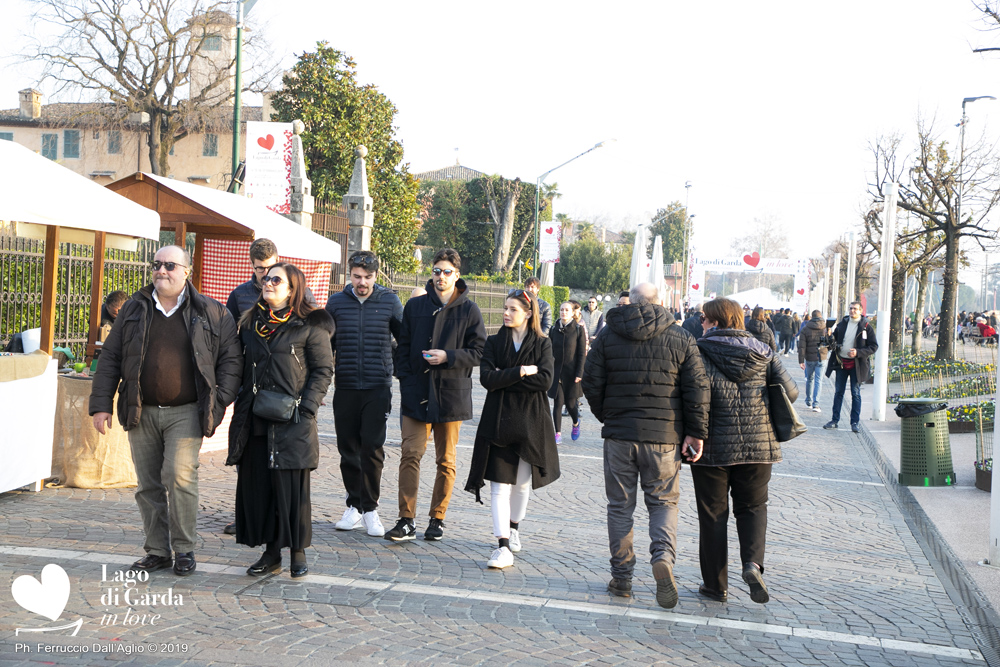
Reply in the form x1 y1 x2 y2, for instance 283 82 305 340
545 227 553 234
692 283 700 290
11 564 70 621
743 252 760 268
797 288 805 295
257 134 275 150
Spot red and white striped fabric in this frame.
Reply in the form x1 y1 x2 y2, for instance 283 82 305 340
200 239 332 306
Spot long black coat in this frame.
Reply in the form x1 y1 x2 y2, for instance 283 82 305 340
824 315 878 382
548 318 587 402
226 308 335 470
695 329 798 466
465 327 560 502
582 302 710 445
395 279 487 423
746 318 778 351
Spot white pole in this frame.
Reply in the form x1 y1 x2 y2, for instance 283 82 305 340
872 184 897 421
822 266 830 318
990 360 1000 567
831 253 842 321
845 232 857 312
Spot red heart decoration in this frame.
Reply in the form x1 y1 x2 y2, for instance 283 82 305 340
545 227 553 234
743 251 760 268
692 283 700 290
257 134 275 150
797 288 805 295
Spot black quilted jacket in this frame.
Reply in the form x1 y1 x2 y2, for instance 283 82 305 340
746 318 777 351
694 328 798 467
582 302 710 445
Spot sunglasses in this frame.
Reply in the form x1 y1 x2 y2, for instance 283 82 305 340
432 268 455 276
261 275 285 286
351 254 378 268
151 261 187 272
507 288 532 305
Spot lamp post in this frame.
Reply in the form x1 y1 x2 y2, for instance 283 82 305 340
230 0 260 193
533 141 611 275
956 96 997 233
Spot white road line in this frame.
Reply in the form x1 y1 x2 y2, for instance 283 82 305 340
0 545 982 662
772 473 884 487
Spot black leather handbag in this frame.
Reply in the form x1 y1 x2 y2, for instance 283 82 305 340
251 359 300 423
768 383 806 442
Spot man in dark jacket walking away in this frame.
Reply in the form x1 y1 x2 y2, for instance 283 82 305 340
387 248 487 542
824 302 878 433
582 282 711 609
90 245 243 577
798 310 826 412
326 250 403 538
682 308 703 340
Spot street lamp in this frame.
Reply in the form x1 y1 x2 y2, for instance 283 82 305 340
682 181 693 291
533 140 613 275
956 96 996 230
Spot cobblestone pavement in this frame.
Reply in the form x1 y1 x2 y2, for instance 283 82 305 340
0 357 994 666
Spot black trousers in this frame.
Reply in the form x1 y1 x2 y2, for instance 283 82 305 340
551 383 579 433
690 463 771 593
779 332 792 354
333 386 391 513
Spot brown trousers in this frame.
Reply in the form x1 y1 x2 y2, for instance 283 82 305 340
398 416 462 520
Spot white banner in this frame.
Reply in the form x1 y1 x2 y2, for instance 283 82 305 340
539 221 561 263
245 121 293 214
687 253 811 311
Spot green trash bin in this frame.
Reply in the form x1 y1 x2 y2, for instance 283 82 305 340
897 398 956 487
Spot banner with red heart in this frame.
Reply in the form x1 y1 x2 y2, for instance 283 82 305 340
545 227 553 234
742 252 760 268
256 134 275 150
797 288 805 295
691 283 700 291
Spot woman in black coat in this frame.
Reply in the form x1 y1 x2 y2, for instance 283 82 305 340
746 306 778 351
465 289 560 570
691 298 797 605
227 263 334 579
548 301 587 443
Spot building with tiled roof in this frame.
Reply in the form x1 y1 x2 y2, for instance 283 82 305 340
413 163 487 183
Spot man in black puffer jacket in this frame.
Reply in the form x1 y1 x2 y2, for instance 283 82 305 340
325 250 403 537
582 282 710 609
797 310 827 412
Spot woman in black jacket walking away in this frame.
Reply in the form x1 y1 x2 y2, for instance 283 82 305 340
746 306 777 351
227 263 334 578
549 302 587 443
465 289 560 569
692 298 797 604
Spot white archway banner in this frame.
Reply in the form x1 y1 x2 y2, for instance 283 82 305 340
687 252 810 311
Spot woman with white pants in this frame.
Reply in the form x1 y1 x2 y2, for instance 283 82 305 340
465 289 561 569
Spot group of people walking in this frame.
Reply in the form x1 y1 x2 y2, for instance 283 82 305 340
90 237 859 609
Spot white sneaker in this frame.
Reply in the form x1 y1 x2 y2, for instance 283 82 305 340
362 510 385 537
335 507 362 530
487 546 514 569
813 406 822 413
509 529 522 553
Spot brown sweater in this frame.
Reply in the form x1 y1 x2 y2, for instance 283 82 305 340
140 308 198 407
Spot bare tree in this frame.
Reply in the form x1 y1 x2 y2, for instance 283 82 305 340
483 176 523 273
25 0 277 176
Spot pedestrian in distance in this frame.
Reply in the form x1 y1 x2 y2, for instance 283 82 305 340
581 295 604 342
681 308 703 340
227 263 334 578
549 301 587 444
465 289 560 569
746 306 777 352
98 289 129 342
90 245 243 577
582 282 710 609
523 276 551 335
388 248 487 542
692 298 798 604
324 250 403 537
617 291 630 307
824 301 878 433
798 309 827 412
790 311 801 352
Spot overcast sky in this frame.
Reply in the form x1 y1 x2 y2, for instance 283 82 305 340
4 0 1000 267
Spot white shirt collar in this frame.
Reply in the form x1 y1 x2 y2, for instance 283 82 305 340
153 286 186 318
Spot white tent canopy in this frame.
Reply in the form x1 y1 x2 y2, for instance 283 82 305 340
629 223 649 288
141 173 340 261
724 287 793 311
0 140 160 250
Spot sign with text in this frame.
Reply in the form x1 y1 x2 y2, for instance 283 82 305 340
244 121 293 214
539 222 561 263
686 253 810 310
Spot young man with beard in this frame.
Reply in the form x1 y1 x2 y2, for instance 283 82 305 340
387 248 487 541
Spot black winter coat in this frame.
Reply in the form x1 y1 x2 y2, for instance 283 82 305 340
746 318 778 351
226 308 335 470
465 327 559 502
825 315 878 382
395 279 487 423
682 314 703 340
581 302 710 445
695 329 798 466
325 283 402 389
798 317 826 363
548 318 587 402
89 282 243 437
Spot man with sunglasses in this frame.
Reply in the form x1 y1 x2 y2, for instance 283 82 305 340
90 245 243 577
324 250 403 537
388 248 487 542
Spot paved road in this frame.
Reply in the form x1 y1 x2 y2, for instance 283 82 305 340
0 357 992 666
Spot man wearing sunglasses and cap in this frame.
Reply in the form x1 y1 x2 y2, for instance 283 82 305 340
388 248 487 542
90 244 243 576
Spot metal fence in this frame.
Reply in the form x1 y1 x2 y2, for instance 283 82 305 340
380 269 516 334
312 199 350 294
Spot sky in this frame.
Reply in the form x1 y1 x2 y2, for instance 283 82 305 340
3 0 1000 267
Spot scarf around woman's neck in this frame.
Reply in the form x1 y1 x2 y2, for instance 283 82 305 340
254 302 293 341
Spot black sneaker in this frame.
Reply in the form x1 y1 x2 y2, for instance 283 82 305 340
823 421 838 429
424 518 445 541
385 518 416 542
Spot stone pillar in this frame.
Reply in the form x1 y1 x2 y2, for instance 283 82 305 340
343 145 374 252
285 119 314 228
